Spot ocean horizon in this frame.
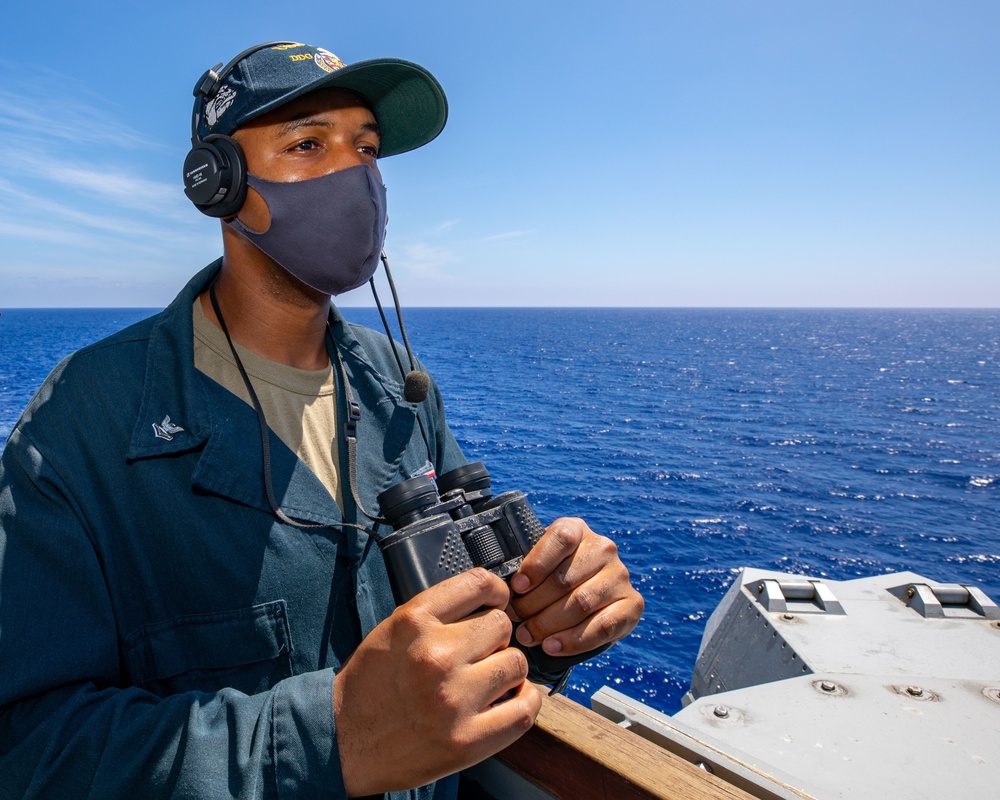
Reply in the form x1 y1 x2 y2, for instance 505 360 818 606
4 305 999 310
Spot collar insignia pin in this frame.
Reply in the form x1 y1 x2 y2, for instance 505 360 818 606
152 415 185 441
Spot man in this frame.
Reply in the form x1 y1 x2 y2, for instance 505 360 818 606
0 42 643 799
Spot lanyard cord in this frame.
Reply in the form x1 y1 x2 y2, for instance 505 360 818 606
207 284 379 530
326 305 388 526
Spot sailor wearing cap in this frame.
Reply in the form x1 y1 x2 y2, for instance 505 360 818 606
0 41 643 800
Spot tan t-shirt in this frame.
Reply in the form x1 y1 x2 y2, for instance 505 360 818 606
192 300 342 508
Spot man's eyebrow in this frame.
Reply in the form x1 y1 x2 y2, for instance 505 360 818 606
273 114 381 140
274 115 331 137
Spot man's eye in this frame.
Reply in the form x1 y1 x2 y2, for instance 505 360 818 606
291 140 319 152
358 145 379 158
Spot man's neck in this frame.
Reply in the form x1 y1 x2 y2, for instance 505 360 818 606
201 240 332 371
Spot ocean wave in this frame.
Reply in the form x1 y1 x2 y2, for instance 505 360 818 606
946 553 1000 566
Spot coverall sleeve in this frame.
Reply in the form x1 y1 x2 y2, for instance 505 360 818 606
0 430 348 800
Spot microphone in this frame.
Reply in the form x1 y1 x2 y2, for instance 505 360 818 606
404 370 431 403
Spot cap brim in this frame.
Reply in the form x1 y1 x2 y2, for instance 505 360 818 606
240 58 448 158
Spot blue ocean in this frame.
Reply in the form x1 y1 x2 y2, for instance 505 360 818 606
1 307 998 715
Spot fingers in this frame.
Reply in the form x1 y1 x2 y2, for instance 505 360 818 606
510 518 617 620
334 511 643 797
465 679 542 752
334 589 536 797
410 567 511 625
517 589 644 656
509 518 645 657
509 517 586 600
441 606 516 665
393 572 515 668
425 676 542 773
460 644 532 711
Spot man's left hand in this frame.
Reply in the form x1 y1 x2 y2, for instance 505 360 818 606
508 517 643 657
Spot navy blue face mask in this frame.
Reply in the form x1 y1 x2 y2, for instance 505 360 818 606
226 164 388 296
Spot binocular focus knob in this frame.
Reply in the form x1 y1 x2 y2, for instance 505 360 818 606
462 525 507 570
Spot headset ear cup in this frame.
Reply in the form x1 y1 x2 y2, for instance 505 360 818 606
182 135 248 218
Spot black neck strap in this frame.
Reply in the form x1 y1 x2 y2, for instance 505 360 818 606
326 307 388 525
207 284 381 530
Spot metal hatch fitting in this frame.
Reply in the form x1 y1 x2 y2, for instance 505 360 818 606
888 582 1000 620
753 578 845 615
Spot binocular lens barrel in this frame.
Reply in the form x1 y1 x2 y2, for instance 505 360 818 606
378 462 496 530
378 474 440 529
436 462 492 499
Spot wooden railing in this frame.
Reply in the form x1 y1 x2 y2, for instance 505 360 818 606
479 693 762 800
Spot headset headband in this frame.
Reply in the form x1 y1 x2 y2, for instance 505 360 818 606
189 40 298 146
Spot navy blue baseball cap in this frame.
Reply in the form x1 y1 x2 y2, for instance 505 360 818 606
197 42 448 158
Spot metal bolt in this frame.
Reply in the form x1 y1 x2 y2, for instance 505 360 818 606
906 586 916 598
757 583 765 594
906 685 924 698
782 612 795 621
820 681 838 693
713 705 730 719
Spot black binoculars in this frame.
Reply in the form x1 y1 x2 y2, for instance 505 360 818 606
376 461 544 605
375 461 612 681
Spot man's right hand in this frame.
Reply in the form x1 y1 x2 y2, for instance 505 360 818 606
332 568 542 796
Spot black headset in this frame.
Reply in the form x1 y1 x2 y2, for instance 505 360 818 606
182 41 299 218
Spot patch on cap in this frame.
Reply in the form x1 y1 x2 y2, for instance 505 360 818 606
205 85 237 128
314 49 346 74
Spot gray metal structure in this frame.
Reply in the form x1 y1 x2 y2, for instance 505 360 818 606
592 569 1000 800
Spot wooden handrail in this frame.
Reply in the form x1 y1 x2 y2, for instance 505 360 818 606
495 694 759 800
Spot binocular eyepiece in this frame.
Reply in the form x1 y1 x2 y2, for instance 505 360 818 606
375 462 545 605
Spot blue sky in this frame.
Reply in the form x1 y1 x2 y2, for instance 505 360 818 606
1 1 997 307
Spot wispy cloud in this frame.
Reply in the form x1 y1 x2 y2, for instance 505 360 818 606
0 177 169 239
0 152 189 219
0 63 161 151
481 230 531 242
396 242 461 279
433 219 460 234
0 97 150 151
0 218 95 247
0 64 214 290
